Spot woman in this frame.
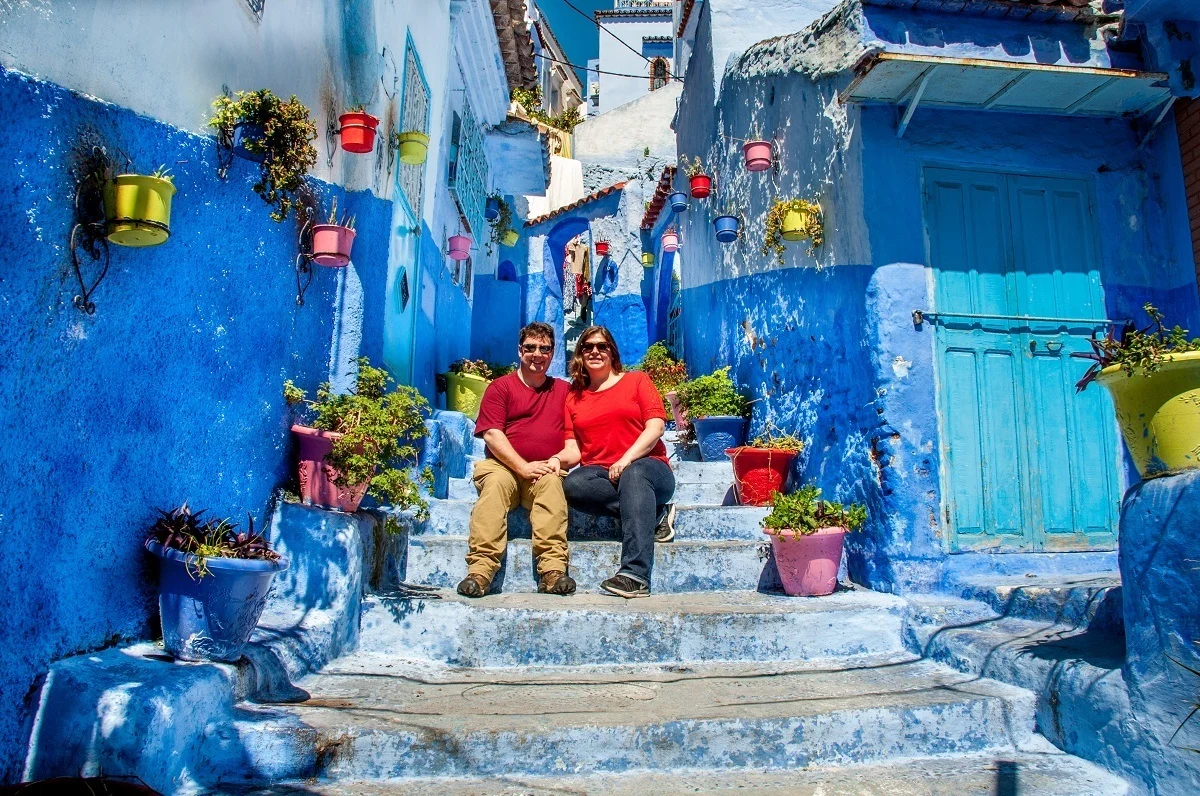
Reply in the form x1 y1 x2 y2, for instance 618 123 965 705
561 326 676 598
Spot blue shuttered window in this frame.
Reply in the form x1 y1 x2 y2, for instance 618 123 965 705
447 97 488 247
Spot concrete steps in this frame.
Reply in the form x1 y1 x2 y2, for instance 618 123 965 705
357 588 909 667
225 745 1129 795
950 573 1123 630
222 656 1040 785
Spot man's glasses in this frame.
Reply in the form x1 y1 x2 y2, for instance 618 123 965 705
580 342 610 354
521 343 553 354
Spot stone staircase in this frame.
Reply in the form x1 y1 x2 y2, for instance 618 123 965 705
210 435 1126 794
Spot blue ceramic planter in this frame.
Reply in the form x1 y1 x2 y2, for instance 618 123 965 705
147 541 287 662
713 215 740 243
669 191 689 214
485 197 500 221
232 122 266 163
692 416 748 461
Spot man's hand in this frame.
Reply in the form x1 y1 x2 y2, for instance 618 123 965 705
519 460 556 481
608 457 633 482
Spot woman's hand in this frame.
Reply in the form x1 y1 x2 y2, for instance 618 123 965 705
608 457 633 482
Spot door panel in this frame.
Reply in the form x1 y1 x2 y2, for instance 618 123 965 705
926 167 1119 553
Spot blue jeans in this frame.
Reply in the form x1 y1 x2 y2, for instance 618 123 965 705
563 457 676 585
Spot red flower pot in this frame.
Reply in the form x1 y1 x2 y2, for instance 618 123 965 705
689 174 712 198
765 526 846 596
743 140 773 172
291 425 370 512
448 234 471 261
726 446 798 506
311 224 356 267
595 241 611 257
339 112 380 154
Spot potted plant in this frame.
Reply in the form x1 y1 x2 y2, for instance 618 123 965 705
642 252 655 267
662 225 681 254
311 196 356 267
487 196 519 249
595 238 611 258
634 342 688 423
397 130 430 165
104 165 177 247
485 195 502 221
763 198 822 265
677 366 750 461
726 428 805 506
713 202 741 244
284 357 430 514
338 105 380 154
742 127 773 172
681 155 712 198
1074 304 1200 477
442 359 497 420
762 486 866 597
448 232 472 261
210 89 318 222
669 190 689 214
145 504 287 662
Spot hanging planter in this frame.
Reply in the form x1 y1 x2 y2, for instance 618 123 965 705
642 252 655 267
310 197 356 267
232 122 266 162
448 233 472 261
485 196 501 221
103 170 177 247
339 110 380 154
761 487 866 597
595 240 611 257
397 131 430 165
743 139 774 172
689 174 713 198
662 227 680 253
669 191 689 214
501 229 520 247
764 198 823 265
713 214 740 243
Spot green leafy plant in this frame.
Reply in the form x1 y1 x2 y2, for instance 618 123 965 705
324 196 355 230
488 362 517 378
634 342 688 404
150 165 175 184
680 155 707 178
510 86 582 132
284 357 430 518
1074 304 1200 391
763 198 823 265
448 358 497 380
677 366 749 420
210 89 318 222
761 485 867 538
487 194 516 245
747 425 805 453
147 503 280 580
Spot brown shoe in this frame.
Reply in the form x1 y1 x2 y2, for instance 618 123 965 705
457 573 491 598
537 570 577 595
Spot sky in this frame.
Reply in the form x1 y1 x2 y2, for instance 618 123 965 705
536 0 611 84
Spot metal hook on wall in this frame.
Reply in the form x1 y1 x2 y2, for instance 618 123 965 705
380 45 399 101
326 98 340 169
68 147 113 314
294 217 315 306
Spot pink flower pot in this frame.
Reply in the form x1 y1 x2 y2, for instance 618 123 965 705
743 140 773 172
689 174 712 198
311 224 356 267
449 234 471 261
662 233 680 253
291 425 369 512
339 111 380 154
665 390 688 430
765 526 846 596
727 447 798 506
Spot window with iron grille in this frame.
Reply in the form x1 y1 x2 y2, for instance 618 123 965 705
448 96 488 246
463 257 473 299
398 45 430 218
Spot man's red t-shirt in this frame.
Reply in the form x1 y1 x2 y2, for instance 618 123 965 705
564 370 668 469
474 372 570 463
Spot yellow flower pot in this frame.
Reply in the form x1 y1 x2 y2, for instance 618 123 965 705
104 175 176 247
642 252 655 266
1097 351 1200 477
445 371 490 420
398 131 429 165
501 229 520 247
781 208 812 242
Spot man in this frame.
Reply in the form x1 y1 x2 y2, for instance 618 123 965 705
457 322 577 597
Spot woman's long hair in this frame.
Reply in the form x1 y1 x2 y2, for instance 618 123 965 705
569 325 623 391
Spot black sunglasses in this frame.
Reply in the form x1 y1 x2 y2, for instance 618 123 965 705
521 343 553 354
581 341 611 353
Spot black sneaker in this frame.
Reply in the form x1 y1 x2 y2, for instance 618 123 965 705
654 503 676 543
600 574 650 599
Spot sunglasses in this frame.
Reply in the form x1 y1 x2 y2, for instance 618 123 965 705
521 343 553 354
580 341 611 354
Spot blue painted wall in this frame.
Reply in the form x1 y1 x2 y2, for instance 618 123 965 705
0 68 393 781
470 275 521 365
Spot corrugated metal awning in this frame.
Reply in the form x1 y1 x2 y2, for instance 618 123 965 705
841 53 1170 119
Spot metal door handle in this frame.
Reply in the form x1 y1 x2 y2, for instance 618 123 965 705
1045 341 1063 352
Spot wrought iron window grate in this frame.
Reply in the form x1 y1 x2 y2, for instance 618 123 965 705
399 47 429 217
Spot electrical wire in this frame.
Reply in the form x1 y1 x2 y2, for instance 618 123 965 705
535 52 679 82
553 0 656 65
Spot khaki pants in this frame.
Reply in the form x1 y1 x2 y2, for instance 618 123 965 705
466 457 569 581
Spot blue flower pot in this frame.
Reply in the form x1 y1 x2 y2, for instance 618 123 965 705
713 215 740 243
485 197 501 221
692 416 748 461
669 191 689 214
147 541 288 662
232 122 266 163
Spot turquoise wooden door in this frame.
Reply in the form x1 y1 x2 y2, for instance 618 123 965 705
925 167 1120 552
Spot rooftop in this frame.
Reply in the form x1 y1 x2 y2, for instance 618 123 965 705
526 180 627 226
